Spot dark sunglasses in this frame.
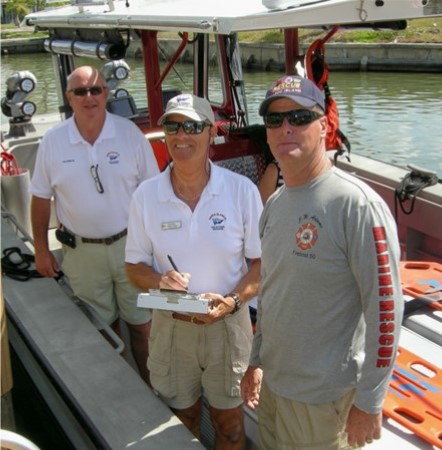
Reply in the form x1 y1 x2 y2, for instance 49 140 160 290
264 110 323 128
163 121 211 135
69 86 105 97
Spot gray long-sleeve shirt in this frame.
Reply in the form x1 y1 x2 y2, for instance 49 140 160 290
250 167 403 414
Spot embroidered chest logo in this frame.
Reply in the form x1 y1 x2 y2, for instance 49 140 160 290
295 214 322 251
209 213 226 231
106 152 120 164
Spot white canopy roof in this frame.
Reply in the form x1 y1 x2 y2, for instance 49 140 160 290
26 0 442 33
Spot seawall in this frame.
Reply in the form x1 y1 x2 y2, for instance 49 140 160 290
1 37 46 55
2 37 442 72
238 42 442 73
154 40 442 73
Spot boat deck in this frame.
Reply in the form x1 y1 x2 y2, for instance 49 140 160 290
1 214 204 449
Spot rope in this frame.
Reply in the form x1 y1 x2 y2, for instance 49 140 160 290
394 166 440 217
1 149 21 176
1 247 43 281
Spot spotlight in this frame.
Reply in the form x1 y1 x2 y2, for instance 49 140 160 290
1 71 37 137
100 60 130 96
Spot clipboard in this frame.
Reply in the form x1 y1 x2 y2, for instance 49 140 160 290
137 289 210 313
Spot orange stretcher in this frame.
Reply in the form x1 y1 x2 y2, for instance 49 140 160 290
400 261 442 311
384 345 442 449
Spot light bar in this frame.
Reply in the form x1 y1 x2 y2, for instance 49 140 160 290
44 38 126 60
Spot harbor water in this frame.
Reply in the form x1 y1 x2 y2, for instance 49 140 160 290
1 52 441 177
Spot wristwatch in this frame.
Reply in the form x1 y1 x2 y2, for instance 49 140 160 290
225 292 241 314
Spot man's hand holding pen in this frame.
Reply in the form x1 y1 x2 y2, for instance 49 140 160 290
159 269 190 292
160 254 190 291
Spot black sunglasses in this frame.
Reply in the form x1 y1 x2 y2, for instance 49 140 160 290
264 110 323 128
69 86 105 97
163 121 211 135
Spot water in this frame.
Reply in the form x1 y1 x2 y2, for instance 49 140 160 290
1 52 441 176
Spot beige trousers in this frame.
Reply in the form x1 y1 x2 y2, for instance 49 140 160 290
258 380 359 450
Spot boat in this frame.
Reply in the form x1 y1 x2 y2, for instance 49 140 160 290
1 0 442 448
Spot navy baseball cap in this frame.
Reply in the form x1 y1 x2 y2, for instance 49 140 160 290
259 75 325 115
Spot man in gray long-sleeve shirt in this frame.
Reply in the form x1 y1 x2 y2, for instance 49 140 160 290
241 75 403 449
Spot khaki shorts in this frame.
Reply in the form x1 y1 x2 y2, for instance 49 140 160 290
148 307 252 410
258 380 358 450
62 235 151 325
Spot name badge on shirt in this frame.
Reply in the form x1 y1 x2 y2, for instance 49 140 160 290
161 221 182 231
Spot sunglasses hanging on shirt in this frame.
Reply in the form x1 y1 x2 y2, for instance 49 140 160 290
90 164 104 193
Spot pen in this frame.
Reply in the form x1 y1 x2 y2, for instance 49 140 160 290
167 254 189 293
167 254 180 272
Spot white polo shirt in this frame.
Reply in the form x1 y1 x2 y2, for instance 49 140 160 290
126 162 262 295
30 112 159 238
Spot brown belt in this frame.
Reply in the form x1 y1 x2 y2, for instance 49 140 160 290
81 228 127 245
172 312 205 325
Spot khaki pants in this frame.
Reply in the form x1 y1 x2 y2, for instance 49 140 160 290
258 380 358 450
62 236 150 325
148 307 252 409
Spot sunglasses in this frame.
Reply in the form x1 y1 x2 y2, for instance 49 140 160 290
163 121 211 135
69 86 105 97
264 110 323 128
90 164 104 194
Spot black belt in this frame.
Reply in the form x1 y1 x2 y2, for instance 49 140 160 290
81 229 127 245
